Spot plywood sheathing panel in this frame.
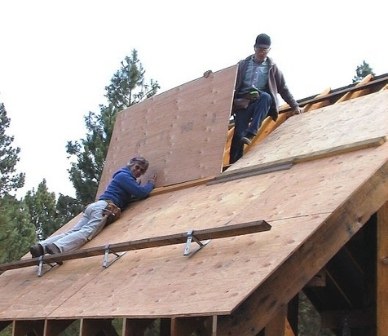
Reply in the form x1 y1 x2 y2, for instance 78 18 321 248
218 161 388 335
228 90 388 172
1 80 387 322
1 139 386 320
97 65 237 196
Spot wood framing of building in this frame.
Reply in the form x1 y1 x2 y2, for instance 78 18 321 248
0 68 387 336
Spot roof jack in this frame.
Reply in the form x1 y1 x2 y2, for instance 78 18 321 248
103 244 126 268
184 230 211 257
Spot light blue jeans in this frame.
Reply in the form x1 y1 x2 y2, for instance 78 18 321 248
41 200 108 253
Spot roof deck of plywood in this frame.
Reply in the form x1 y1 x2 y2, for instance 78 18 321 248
0 70 387 336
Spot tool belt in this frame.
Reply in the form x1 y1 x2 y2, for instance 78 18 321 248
233 91 260 110
102 200 121 225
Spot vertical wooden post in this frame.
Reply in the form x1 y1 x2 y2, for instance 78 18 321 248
377 202 388 336
263 306 287 336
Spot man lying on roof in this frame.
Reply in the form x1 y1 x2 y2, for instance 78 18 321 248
30 156 157 257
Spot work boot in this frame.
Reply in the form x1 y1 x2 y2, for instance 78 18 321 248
45 243 63 265
46 243 61 255
241 132 255 145
30 244 44 258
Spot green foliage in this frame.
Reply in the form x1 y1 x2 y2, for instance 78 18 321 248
0 101 33 264
0 195 35 263
352 60 375 83
56 193 84 224
66 49 160 205
0 103 25 196
299 292 335 336
0 323 11 336
23 179 63 239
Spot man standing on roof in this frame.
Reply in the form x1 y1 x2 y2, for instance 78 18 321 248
29 156 157 257
230 33 302 164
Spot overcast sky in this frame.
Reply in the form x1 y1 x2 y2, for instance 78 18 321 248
1 0 387 198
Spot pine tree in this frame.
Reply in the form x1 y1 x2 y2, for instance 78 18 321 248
66 49 159 204
0 102 25 196
23 179 63 239
0 102 34 263
56 193 84 225
0 195 36 263
352 60 375 83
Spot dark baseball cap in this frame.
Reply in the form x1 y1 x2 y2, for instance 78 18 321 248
254 33 271 48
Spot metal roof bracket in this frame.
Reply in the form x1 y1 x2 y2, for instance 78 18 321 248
37 256 61 277
102 244 126 268
184 230 211 257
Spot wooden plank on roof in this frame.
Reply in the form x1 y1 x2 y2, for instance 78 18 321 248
336 74 373 103
212 136 386 184
303 87 331 112
0 221 271 273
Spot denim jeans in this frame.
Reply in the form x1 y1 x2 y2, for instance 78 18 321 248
41 200 108 253
230 92 272 164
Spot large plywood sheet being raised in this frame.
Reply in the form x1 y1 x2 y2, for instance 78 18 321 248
97 66 237 195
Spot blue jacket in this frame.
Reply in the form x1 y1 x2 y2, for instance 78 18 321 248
99 167 154 210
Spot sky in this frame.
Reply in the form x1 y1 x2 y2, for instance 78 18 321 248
0 0 387 198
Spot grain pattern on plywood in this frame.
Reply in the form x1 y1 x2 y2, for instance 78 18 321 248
229 90 388 172
214 136 385 185
0 142 386 320
97 66 237 195
0 90 387 322
218 161 388 335
0 221 271 272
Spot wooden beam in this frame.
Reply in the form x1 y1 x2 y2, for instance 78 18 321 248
217 161 388 335
211 137 385 185
335 74 373 104
263 306 287 336
278 73 388 113
292 137 386 164
208 161 293 185
377 202 388 336
0 221 271 272
151 177 213 196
